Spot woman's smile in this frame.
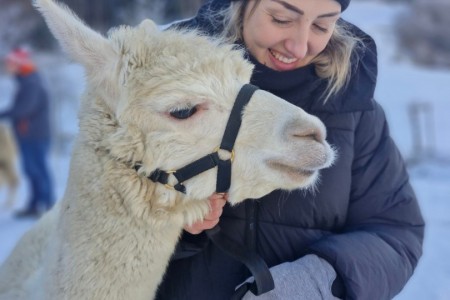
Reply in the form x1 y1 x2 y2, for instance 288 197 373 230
268 48 300 71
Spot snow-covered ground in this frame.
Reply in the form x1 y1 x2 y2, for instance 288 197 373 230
1 1 449 299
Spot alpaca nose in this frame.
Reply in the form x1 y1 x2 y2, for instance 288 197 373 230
285 118 335 168
293 128 323 143
286 119 326 144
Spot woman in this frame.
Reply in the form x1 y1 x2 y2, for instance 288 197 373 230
156 0 424 299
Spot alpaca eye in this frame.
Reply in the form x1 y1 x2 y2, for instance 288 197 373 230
170 106 198 119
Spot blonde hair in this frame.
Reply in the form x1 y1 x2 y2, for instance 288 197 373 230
215 1 362 102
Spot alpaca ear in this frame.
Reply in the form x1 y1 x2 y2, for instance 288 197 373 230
138 19 159 34
34 0 120 111
33 0 116 74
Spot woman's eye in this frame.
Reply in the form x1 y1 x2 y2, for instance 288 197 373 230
313 24 328 33
169 106 198 119
271 16 291 25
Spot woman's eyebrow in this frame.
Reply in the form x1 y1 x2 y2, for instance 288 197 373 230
317 12 341 19
270 0 340 18
271 0 303 15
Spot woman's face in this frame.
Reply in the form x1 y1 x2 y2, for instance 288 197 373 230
242 0 341 71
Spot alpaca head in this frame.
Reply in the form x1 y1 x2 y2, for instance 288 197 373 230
34 0 335 207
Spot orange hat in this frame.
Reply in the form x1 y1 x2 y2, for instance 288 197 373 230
5 48 36 75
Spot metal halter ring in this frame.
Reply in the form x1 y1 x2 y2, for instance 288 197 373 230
214 146 235 162
164 170 177 190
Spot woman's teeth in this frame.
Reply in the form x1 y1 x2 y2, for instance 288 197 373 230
270 49 297 64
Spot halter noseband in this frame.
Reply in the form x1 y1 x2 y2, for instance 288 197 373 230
134 84 259 194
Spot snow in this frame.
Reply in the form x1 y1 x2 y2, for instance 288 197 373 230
1 1 449 298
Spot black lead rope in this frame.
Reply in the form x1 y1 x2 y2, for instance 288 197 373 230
135 84 274 298
205 226 275 298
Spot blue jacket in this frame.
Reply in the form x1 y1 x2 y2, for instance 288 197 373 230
0 72 51 141
156 1 424 299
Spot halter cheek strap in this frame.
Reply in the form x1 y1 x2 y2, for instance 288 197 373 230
216 83 258 192
135 83 258 194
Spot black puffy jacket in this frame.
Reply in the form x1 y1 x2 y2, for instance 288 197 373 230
156 1 424 299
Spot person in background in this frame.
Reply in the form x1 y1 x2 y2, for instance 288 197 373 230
154 0 425 299
0 48 54 218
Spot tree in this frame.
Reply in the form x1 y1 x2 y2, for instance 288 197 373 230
0 0 205 53
0 0 41 56
395 0 450 68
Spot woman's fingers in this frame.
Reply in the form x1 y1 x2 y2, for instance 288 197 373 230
207 194 227 218
183 193 228 234
184 218 220 235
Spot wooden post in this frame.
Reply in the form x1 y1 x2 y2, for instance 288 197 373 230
407 101 435 165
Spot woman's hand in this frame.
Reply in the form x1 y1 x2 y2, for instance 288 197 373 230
183 193 228 235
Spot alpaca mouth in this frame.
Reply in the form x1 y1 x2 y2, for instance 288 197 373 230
267 161 316 179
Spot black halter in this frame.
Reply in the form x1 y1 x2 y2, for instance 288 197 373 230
135 83 259 194
134 83 275 297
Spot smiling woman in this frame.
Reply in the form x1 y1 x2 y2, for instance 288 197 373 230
242 0 341 70
159 0 425 299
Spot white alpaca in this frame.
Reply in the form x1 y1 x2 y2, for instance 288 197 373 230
0 0 335 299
0 124 19 209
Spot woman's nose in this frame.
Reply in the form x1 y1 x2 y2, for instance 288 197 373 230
284 29 308 59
